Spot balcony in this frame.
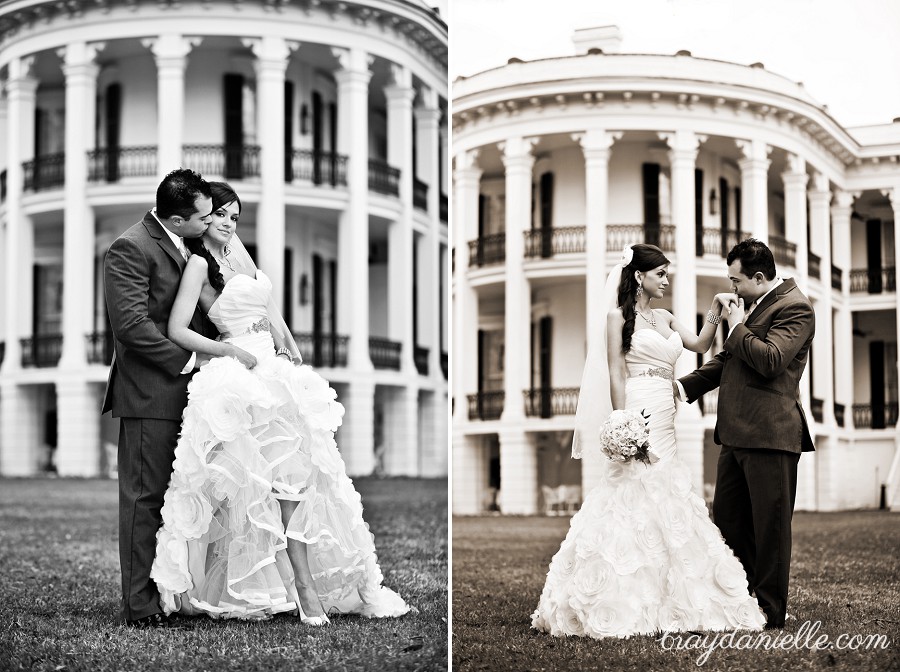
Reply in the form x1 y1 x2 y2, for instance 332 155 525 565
441 350 448 380
808 252 821 280
88 146 157 182
849 267 896 294
468 233 506 267
182 144 261 180
852 403 899 429
607 224 676 253
523 387 579 418
23 153 65 192
769 234 797 268
86 331 115 365
524 226 586 258
292 332 349 368
834 402 845 428
414 345 429 375
831 264 843 291
440 192 448 222
287 150 347 187
369 337 402 370
467 391 504 421
413 177 428 211
811 397 824 423
699 229 742 258
20 334 63 368
368 159 400 197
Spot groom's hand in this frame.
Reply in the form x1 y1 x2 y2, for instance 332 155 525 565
727 297 746 329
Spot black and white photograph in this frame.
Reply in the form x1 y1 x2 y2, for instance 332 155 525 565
450 0 899 669
0 0 449 669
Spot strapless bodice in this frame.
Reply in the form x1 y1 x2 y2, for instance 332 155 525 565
625 329 683 377
208 271 272 337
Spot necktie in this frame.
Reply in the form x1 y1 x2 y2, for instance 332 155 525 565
177 238 189 261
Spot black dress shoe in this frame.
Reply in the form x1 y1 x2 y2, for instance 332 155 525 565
125 612 172 628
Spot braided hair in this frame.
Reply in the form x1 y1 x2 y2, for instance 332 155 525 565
183 181 242 293
617 243 670 353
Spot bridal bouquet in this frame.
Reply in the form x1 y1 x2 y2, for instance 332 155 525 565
598 409 653 464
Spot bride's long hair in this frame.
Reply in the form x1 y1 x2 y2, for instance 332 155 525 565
184 181 242 293
617 243 670 353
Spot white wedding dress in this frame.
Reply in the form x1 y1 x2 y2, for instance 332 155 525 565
531 329 766 638
151 271 410 620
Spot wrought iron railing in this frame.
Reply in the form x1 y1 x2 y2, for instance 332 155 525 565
849 267 896 294
700 229 742 258
852 403 899 429
0 169 6 203
287 150 348 187
811 397 824 423
0 341 4 366
831 264 843 291
441 350 448 380
834 402 845 428
368 159 400 197
85 331 115 365
769 234 797 268
808 252 821 280
468 233 506 267
524 226 586 258
88 146 157 182
414 345 429 375
523 387 579 418
292 332 349 367
413 177 428 211
699 389 719 416
20 334 63 367
23 153 65 192
467 391 505 421
182 144 261 179
439 192 448 222
607 224 676 253
369 337 402 370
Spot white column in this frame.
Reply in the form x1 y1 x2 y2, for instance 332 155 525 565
573 129 619 493
144 35 201 176
452 434 483 515
1 57 37 376
0 381 41 475
333 48 374 475
782 153 809 288
499 430 537 514
55 381 102 475
385 64 416 374
831 190 855 429
888 188 900 410
0 92 5 350
809 172 834 425
245 37 297 310
499 137 535 423
737 139 771 243
383 386 419 476
452 150 481 426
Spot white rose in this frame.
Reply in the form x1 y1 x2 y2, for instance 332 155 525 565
585 601 639 638
150 528 191 593
162 488 214 540
600 535 643 575
672 538 710 578
662 504 692 547
572 560 614 598
714 558 751 597
658 599 701 633
555 605 585 637
308 432 345 475
290 366 344 431
195 391 252 442
186 357 233 402
634 520 666 560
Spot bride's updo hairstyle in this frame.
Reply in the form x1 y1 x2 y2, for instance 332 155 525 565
184 181 242 293
617 243 670 353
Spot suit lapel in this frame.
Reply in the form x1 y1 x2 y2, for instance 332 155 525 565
142 211 186 272
746 278 796 327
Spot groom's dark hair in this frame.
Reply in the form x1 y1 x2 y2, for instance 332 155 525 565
156 168 212 220
727 238 776 281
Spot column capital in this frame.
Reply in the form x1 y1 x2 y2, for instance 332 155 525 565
385 83 416 106
6 56 37 96
388 62 413 89
736 138 772 165
242 36 299 74
572 129 622 159
499 136 537 171
809 170 830 196
143 35 202 69
781 170 809 189
832 189 856 211
58 41 105 74
453 148 482 182
658 130 705 156
880 186 900 213
331 47 371 75
414 105 441 126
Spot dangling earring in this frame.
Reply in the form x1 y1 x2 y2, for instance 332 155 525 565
636 284 644 298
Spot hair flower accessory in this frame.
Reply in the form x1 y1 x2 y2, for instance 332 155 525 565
621 246 634 266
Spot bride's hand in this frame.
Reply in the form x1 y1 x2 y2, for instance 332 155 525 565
713 292 739 315
226 344 258 369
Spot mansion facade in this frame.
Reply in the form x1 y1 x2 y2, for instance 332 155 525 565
0 0 449 479
452 27 899 515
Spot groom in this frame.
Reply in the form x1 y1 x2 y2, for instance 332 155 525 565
102 169 214 627
676 238 815 629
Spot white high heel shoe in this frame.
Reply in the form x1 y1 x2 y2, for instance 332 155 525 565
297 602 330 627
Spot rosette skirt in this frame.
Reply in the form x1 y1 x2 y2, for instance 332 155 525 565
151 350 410 620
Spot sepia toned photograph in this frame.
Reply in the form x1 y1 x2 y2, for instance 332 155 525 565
450 0 899 669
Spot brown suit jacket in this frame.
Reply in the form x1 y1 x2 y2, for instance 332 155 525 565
101 212 212 420
679 278 816 453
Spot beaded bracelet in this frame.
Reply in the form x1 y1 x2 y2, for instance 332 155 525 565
706 310 722 325
275 347 294 362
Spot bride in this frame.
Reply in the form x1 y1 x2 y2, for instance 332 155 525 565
531 243 766 638
150 181 410 624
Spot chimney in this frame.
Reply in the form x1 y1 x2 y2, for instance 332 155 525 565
573 25 622 55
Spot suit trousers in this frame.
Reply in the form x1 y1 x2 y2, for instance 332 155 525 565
713 445 800 628
117 417 180 622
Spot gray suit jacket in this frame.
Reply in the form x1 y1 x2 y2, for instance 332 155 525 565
101 212 211 420
679 278 816 453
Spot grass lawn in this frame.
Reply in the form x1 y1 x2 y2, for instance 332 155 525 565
0 476 447 672
453 512 900 671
